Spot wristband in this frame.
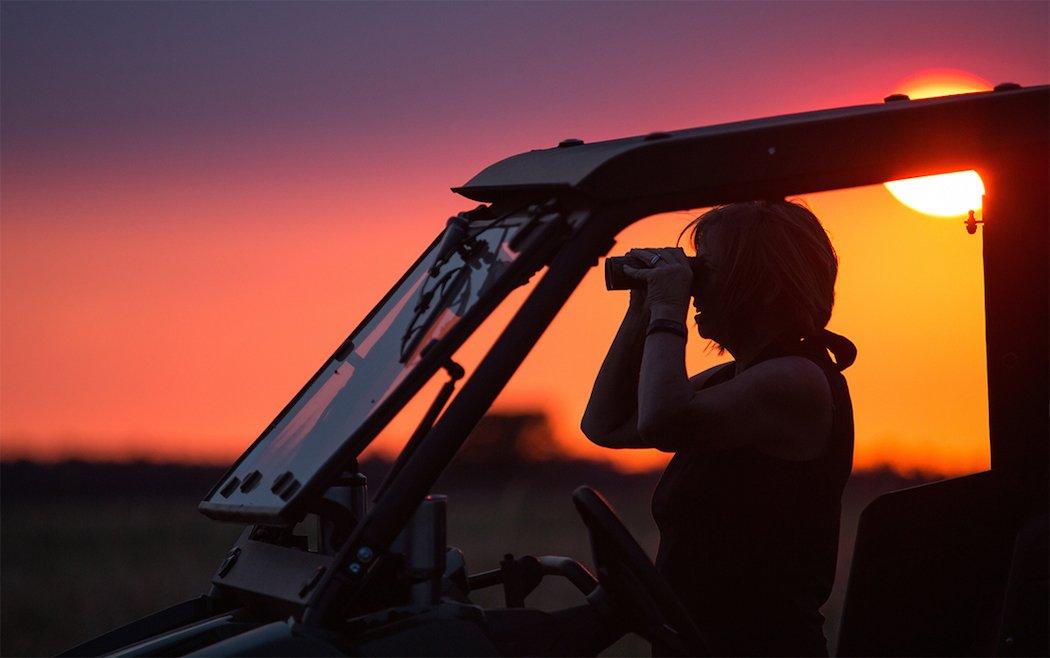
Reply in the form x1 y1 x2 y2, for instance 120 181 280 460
646 318 688 339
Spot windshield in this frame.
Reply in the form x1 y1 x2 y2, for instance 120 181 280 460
201 212 529 520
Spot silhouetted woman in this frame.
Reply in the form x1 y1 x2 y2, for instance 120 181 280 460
581 200 856 657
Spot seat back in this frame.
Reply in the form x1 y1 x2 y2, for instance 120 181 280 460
837 471 1035 656
995 514 1049 656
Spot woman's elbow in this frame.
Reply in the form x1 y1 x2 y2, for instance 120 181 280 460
637 416 678 453
580 419 637 449
580 418 612 447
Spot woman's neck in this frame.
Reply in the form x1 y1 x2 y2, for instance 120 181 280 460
726 324 785 375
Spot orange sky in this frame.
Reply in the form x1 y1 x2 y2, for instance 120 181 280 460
3 1 1046 477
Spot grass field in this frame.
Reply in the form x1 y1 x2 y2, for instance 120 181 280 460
1 465 931 656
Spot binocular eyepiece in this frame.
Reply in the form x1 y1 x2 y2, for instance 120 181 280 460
604 254 704 291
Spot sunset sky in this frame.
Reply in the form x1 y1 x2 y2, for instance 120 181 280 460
2 2 1047 475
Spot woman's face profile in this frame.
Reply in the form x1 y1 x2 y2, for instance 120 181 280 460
691 225 725 342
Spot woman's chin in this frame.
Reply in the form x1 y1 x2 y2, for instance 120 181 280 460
695 314 727 344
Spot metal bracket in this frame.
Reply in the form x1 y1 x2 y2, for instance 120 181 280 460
965 209 984 235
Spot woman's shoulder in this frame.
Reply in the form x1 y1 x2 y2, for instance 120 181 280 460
746 355 833 406
689 361 735 391
743 356 835 461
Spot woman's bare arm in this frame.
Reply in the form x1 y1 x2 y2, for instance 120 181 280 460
580 294 650 448
634 302 694 451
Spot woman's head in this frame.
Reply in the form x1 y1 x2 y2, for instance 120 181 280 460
681 199 838 350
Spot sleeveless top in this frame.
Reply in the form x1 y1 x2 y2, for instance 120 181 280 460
652 331 856 657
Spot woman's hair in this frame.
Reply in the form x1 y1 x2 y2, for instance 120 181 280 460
680 198 838 342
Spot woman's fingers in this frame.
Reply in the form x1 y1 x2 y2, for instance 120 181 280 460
628 247 688 267
627 248 652 262
621 264 651 281
657 247 689 265
629 248 665 270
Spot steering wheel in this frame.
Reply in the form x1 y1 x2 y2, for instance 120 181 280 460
572 486 709 656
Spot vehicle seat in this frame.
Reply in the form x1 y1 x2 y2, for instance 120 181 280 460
995 513 1049 656
836 470 1041 656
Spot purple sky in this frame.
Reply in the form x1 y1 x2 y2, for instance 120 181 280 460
4 2 1047 165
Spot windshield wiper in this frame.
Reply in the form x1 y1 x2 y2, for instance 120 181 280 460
427 204 497 276
428 214 472 276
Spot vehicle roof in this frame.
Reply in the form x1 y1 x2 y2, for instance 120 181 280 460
454 85 1048 210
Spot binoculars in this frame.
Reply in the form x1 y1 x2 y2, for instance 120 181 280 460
604 253 705 290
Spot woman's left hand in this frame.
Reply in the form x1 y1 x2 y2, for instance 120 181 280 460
622 247 694 316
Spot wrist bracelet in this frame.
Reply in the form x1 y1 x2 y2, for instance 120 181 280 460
646 318 688 339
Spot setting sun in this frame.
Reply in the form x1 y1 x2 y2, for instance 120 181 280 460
893 68 993 100
885 170 985 217
884 70 992 217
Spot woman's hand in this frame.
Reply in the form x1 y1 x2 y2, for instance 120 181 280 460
622 247 694 319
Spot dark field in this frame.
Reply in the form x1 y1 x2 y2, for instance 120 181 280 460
1 461 934 657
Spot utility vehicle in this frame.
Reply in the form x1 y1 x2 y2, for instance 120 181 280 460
64 84 1048 657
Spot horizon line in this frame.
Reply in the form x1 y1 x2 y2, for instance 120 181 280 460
0 455 950 481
